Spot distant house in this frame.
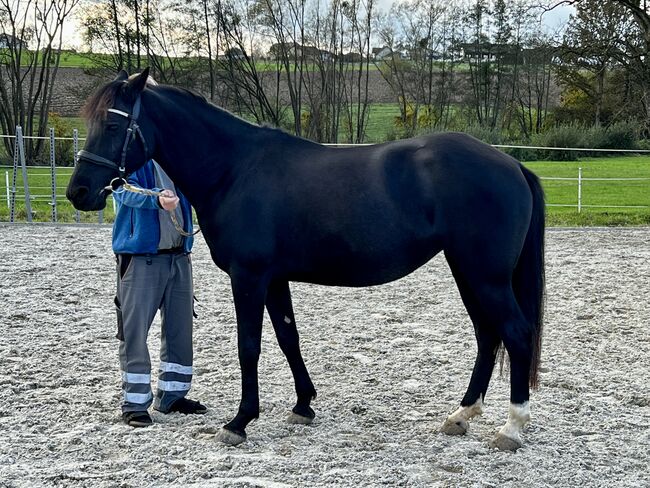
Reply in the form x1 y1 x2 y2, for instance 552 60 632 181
222 47 246 60
521 46 557 65
268 43 333 61
373 46 392 60
0 34 25 50
373 45 411 61
455 42 556 65
341 52 363 63
456 42 516 62
407 47 444 61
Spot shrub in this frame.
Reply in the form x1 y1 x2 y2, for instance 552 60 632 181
636 139 650 151
502 146 540 162
599 121 639 150
577 122 639 157
533 125 585 161
462 125 503 145
47 113 75 167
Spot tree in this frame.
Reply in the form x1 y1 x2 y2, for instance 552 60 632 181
81 0 205 86
0 0 80 161
507 2 555 137
214 0 286 125
464 0 493 127
557 0 635 125
375 0 451 137
551 0 650 131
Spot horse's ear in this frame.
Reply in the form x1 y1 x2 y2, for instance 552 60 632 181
127 67 150 96
115 70 128 82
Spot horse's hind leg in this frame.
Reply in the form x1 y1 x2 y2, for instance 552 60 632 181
266 280 317 424
441 254 501 435
440 329 500 435
442 253 533 451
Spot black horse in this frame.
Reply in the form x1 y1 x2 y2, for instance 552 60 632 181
67 69 545 451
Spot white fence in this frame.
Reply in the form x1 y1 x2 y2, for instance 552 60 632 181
1 128 650 223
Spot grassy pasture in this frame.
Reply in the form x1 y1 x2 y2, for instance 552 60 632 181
524 157 650 226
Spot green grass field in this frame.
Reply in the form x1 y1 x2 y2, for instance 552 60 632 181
1 155 648 226
0 164 115 223
523 157 650 226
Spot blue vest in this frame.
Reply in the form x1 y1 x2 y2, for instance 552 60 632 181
112 160 194 254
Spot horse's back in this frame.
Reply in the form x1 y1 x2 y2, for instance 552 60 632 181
307 132 533 241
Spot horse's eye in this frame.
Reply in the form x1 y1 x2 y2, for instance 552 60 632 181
106 123 119 132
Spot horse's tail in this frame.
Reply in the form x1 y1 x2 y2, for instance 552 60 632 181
512 164 546 389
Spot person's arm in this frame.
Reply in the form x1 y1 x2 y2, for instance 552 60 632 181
112 171 162 210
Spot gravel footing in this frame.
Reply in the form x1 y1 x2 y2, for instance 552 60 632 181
1 225 648 487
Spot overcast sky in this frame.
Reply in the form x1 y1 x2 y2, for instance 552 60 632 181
61 2 575 51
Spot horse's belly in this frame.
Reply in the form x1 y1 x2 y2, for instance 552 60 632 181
287 239 443 287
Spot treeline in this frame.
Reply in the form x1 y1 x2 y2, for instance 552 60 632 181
2 0 650 156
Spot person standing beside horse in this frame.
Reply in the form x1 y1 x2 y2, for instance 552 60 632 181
112 157 206 427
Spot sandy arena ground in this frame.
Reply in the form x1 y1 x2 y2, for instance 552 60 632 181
0 225 648 487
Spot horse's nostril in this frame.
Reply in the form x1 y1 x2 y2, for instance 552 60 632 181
67 185 89 202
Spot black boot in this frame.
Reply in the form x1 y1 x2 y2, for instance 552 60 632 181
159 398 207 414
122 410 153 427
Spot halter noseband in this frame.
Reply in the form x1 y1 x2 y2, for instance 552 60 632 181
77 95 149 186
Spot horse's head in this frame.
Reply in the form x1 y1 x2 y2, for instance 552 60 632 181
66 68 155 211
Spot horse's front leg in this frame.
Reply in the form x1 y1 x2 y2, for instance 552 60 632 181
266 280 317 424
217 271 268 446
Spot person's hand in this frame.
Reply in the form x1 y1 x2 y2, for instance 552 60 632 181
158 189 179 210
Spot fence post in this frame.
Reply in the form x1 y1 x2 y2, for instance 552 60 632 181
73 129 80 223
5 171 9 208
10 131 18 222
50 127 57 222
17 126 33 222
577 167 583 214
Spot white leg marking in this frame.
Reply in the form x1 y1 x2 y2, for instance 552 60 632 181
441 397 484 435
447 397 484 423
497 402 530 446
284 316 292 324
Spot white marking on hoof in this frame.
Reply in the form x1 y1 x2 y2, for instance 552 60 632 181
440 397 484 436
284 316 291 324
287 412 314 425
492 402 530 451
216 428 246 446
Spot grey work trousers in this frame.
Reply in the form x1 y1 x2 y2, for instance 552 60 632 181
115 252 194 413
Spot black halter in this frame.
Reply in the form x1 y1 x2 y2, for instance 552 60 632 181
77 95 149 183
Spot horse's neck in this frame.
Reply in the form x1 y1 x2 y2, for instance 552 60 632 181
147 91 257 210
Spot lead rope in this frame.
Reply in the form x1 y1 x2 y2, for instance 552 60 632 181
111 180 201 237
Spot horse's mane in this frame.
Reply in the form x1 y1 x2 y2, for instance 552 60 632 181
81 81 125 122
174 86 208 105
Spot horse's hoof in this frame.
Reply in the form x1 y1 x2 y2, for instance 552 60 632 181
440 418 469 436
287 412 314 425
490 432 523 452
216 427 246 446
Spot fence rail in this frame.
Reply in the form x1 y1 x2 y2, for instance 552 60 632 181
1 127 649 223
